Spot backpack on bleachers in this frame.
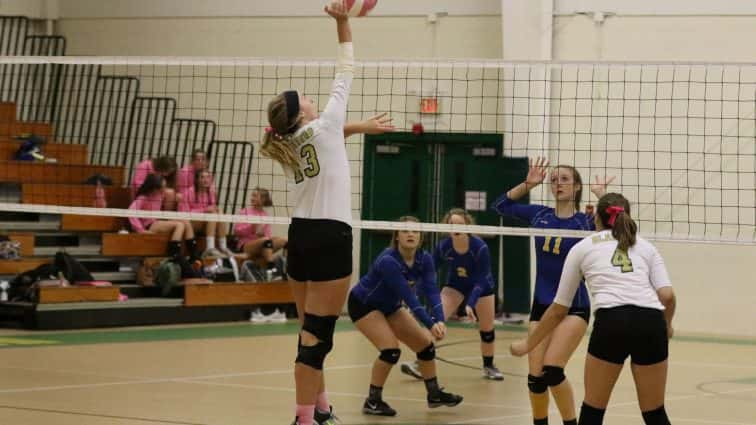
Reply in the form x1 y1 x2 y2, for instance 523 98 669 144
54 252 94 284
155 259 181 296
8 263 59 302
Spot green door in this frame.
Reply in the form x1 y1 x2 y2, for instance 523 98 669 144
436 135 531 313
361 132 531 313
361 134 433 275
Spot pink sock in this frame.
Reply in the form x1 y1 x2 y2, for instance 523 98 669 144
316 392 330 412
295 404 315 425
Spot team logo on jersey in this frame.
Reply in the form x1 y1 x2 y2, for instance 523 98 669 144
456 267 468 278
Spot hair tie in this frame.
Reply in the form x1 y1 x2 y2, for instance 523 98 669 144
606 206 625 226
265 126 284 141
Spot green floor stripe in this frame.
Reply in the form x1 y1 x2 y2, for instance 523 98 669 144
0 320 754 349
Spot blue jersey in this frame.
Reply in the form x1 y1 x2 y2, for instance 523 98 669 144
433 236 495 308
351 248 444 328
492 195 592 308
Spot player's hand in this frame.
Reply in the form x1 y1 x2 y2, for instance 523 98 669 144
526 157 549 188
667 324 674 340
510 339 529 357
325 0 349 20
464 305 477 323
361 113 395 135
590 175 616 198
431 322 447 340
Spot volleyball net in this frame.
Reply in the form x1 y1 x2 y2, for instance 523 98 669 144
0 56 754 244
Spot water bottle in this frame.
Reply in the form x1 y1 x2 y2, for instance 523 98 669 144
265 269 273 282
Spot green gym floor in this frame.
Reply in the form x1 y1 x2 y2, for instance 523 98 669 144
1 321 754 424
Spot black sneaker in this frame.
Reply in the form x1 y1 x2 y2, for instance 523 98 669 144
314 405 340 425
400 362 423 380
362 398 397 417
427 389 463 408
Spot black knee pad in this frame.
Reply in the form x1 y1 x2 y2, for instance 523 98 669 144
579 402 606 425
542 365 566 387
479 330 495 343
263 239 274 249
642 405 670 425
527 374 547 394
416 343 436 361
378 348 401 364
301 313 338 346
295 313 338 370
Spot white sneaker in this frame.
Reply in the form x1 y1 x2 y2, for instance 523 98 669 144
250 308 267 324
268 308 287 323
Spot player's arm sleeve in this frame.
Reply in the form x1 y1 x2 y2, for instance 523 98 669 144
419 253 444 323
648 243 672 290
491 194 547 224
553 240 587 307
320 43 354 130
467 244 493 308
383 259 435 328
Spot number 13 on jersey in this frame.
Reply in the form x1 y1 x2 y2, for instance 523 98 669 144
294 144 321 184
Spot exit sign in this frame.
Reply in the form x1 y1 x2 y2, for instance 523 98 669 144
420 97 439 114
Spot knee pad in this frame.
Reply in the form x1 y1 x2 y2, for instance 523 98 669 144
378 348 401 365
642 405 670 425
579 402 606 425
542 365 566 387
301 313 338 346
416 343 436 361
479 330 495 343
527 374 547 394
263 239 274 249
295 313 338 370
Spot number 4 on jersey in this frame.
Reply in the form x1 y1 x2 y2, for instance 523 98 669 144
611 248 633 273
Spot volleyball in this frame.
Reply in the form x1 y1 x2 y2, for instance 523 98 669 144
345 0 378 17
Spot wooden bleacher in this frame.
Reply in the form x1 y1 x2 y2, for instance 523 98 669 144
0 99 294 330
21 183 131 209
38 286 120 303
0 160 125 186
0 121 53 140
185 282 293 307
0 140 88 164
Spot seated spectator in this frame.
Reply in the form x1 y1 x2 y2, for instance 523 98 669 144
177 149 214 194
128 174 199 262
131 155 178 197
179 169 232 258
234 187 287 265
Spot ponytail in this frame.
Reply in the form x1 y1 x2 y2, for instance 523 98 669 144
597 193 637 251
612 210 637 252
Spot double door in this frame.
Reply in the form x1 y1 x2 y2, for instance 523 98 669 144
361 132 531 313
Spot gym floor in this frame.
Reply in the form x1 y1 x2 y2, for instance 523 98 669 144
1 321 754 424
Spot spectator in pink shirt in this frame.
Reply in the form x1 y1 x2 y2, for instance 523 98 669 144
129 174 199 261
177 149 214 195
179 169 232 258
234 187 287 265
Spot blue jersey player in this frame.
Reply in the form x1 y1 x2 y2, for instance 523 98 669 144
493 156 613 425
348 216 463 417
401 208 505 381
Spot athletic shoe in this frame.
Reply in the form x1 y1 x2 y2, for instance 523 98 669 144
220 246 236 258
268 308 288 323
400 361 423 380
250 308 267 324
483 365 505 381
427 389 463 408
314 405 340 425
362 398 397 416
